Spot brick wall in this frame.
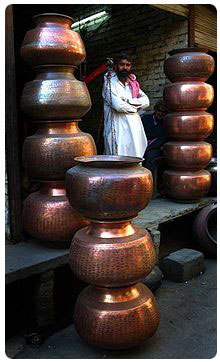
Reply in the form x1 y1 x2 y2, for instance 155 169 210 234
73 5 188 152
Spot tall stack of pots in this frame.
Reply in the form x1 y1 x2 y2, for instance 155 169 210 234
65 155 160 349
163 48 215 202
20 13 96 247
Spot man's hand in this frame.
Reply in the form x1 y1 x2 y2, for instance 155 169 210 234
129 103 142 107
121 97 141 108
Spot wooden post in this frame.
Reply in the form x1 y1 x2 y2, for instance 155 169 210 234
5 5 23 242
188 4 195 47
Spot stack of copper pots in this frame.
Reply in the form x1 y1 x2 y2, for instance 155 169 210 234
163 48 215 202
66 155 160 349
20 13 96 247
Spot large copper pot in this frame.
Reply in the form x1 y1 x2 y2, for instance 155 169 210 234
163 141 212 171
163 111 214 141
20 13 86 66
73 282 160 349
163 169 211 202
65 155 153 220
20 65 91 120
22 181 88 247
163 81 214 111
22 121 97 180
69 219 156 287
164 47 215 82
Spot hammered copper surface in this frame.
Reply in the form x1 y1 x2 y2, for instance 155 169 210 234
20 65 91 120
20 13 86 66
22 181 88 246
69 219 156 287
22 121 97 180
163 169 211 202
163 141 212 171
163 81 214 111
164 48 215 82
73 282 160 349
164 111 214 141
65 156 153 220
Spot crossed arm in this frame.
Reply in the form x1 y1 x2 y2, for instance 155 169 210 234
102 82 150 114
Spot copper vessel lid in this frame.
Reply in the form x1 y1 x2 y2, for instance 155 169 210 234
74 155 143 167
169 47 209 56
33 13 74 22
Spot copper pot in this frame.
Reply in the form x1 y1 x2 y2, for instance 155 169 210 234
20 65 91 120
73 282 160 349
22 121 97 180
22 181 88 247
163 141 212 171
69 219 156 287
20 13 86 66
164 111 214 141
163 82 214 111
163 169 211 202
164 47 215 82
65 155 153 220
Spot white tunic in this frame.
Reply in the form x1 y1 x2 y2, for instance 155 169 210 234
102 72 150 158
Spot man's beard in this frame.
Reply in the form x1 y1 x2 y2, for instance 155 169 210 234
116 70 130 78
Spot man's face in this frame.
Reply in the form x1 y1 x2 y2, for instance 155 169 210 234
116 59 132 79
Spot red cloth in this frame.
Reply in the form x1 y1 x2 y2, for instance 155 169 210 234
84 64 107 85
127 74 140 98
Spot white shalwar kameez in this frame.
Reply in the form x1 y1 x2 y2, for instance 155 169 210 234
102 72 150 158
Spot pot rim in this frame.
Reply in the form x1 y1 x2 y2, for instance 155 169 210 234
32 119 82 124
74 155 144 167
168 47 209 56
205 206 217 244
33 64 77 70
32 13 74 23
85 218 134 224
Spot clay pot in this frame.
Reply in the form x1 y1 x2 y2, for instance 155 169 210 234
73 282 160 349
20 65 91 120
65 155 153 220
163 169 211 202
164 47 215 82
22 181 88 247
163 81 214 111
163 111 214 141
163 141 212 171
193 203 217 257
22 121 97 180
20 13 86 66
69 219 156 287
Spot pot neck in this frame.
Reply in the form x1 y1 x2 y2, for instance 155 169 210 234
40 181 66 196
36 121 81 134
33 13 73 29
34 65 76 80
90 283 142 303
86 219 136 238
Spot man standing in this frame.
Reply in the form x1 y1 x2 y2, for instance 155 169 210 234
102 54 150 157
141 100 168 173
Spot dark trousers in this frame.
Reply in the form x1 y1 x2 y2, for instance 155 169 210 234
143 136 166 173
